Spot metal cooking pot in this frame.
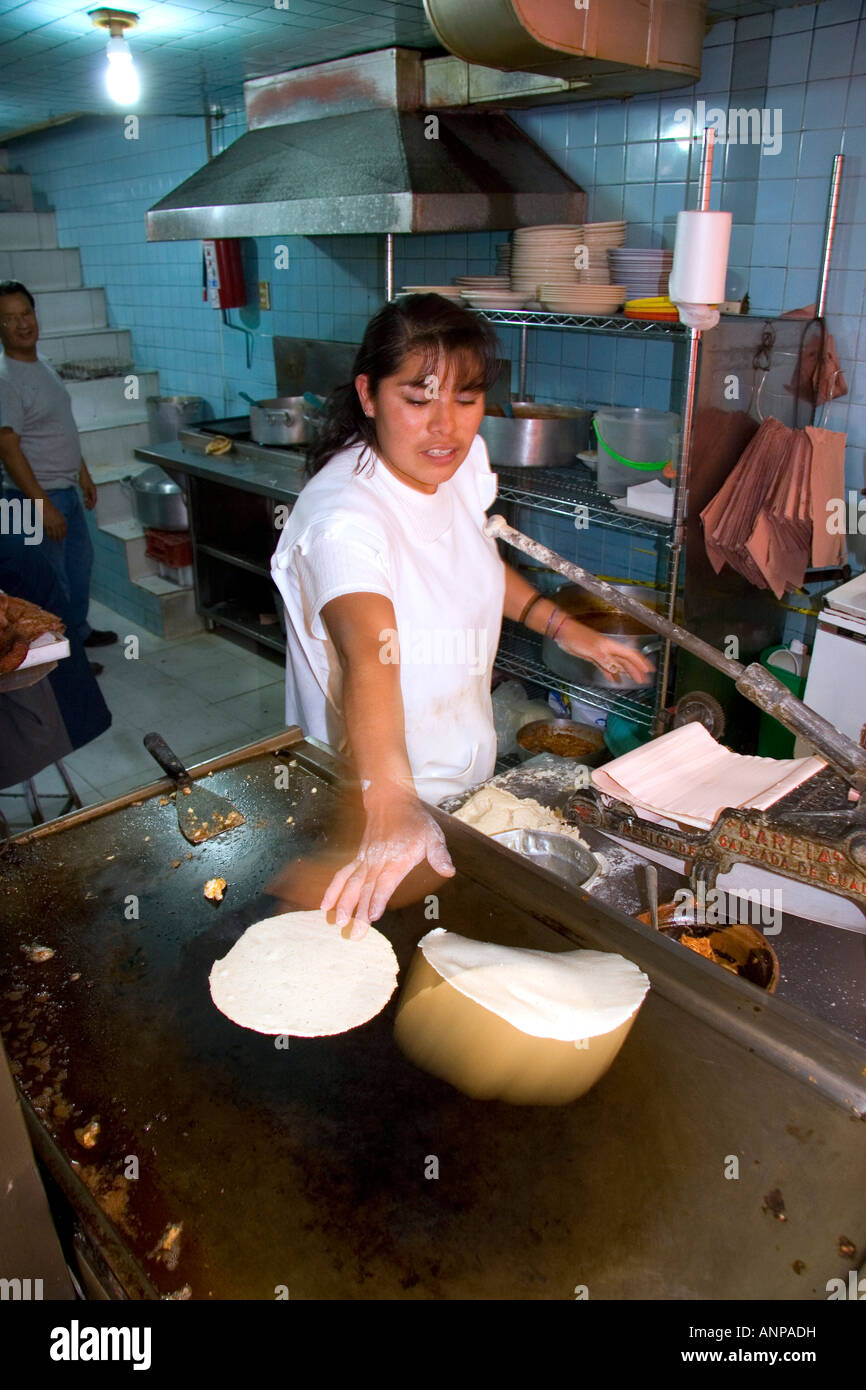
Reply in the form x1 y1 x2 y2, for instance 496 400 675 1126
479 402 592 469
146 395 203 445
247 396 314 446
542 583 664 691
125 466 189 531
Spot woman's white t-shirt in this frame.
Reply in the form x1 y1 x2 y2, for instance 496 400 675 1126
270 435 505 804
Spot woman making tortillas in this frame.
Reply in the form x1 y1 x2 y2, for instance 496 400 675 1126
271 294 651 935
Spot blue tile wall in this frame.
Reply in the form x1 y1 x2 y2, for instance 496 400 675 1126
7 4 866 594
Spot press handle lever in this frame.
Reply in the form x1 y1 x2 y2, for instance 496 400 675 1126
144 732 191 787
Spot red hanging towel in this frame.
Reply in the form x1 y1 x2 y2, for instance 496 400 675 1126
700 417 846 596
806 425 848 568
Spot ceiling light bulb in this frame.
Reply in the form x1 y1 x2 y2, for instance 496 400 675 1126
105 34 139 105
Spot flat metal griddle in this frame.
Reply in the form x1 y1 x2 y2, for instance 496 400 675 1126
1 733 865 1301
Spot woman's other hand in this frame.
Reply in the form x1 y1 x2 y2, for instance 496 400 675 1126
555 616 654 685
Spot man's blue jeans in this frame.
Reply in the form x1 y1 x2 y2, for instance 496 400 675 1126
3 485 93 642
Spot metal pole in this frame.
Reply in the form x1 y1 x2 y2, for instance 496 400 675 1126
518 323 528 399
653 126 715 734
698 125 715 209
817 155 843 320
384 233 395 302
655 328 701 730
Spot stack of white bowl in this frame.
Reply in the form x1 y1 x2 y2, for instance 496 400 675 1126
495 243 512 277
577 221 626 284
607 248 674 299
509 225 585 301
537 283 627 314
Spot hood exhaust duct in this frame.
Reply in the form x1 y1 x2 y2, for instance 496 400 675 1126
146 49 584 242
423 0 706 92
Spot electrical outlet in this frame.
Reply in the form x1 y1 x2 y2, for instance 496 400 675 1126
258 281 271 310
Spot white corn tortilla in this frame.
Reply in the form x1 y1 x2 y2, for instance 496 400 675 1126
209 910 399 1036
418 928 650 1041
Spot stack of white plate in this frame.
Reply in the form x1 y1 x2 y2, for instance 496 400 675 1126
538 284 627 314
454 276 511 291
461 288 530 310
454 276 527 309
496 243 512 277
607 249 673 299
398 285 464 299
510 225 584 298
578 221 626 284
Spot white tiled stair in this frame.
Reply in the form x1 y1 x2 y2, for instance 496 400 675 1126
34 286 107 333
95 481 149 529
89 459 202 637
0 162 202 638
0 211 58 250
0 247 81 290
40 326 133 366
81 422 151 479
99 516 157 580
0 173 34 212
67 370 158 429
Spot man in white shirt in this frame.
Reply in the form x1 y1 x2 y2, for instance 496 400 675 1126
0 281 116 669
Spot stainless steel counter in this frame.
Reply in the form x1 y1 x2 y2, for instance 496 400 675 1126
133 432 305 652
133 432 307 506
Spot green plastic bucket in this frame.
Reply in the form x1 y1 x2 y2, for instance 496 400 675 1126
757 646 806 758
593 408 680 496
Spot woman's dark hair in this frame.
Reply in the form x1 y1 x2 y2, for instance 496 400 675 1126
307 293 501 475
0 280 35 309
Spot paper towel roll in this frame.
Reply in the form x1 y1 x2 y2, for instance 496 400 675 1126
668 210 732 305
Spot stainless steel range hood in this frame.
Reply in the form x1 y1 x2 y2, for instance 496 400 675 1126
146 49 584 242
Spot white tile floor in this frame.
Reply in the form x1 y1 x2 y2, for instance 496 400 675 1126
1 599 288 833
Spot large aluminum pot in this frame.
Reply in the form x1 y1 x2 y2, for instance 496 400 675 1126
479 402 592 469
126 466 189 531
249 396 313 446
146 395 203 445
542 583 664 691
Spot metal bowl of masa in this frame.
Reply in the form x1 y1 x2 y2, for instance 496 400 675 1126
491 828 602 890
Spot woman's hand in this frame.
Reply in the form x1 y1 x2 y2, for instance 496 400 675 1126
320 787 455 938
555 615 654 685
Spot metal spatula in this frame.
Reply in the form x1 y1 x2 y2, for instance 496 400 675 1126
144 732 246 844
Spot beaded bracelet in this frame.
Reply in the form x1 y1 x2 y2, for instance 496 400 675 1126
518 592 543 626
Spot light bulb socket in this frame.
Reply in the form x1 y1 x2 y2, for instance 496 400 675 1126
89 8 139 36
106 35 132 60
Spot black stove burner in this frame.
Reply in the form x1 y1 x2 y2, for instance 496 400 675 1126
199 416 256 440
